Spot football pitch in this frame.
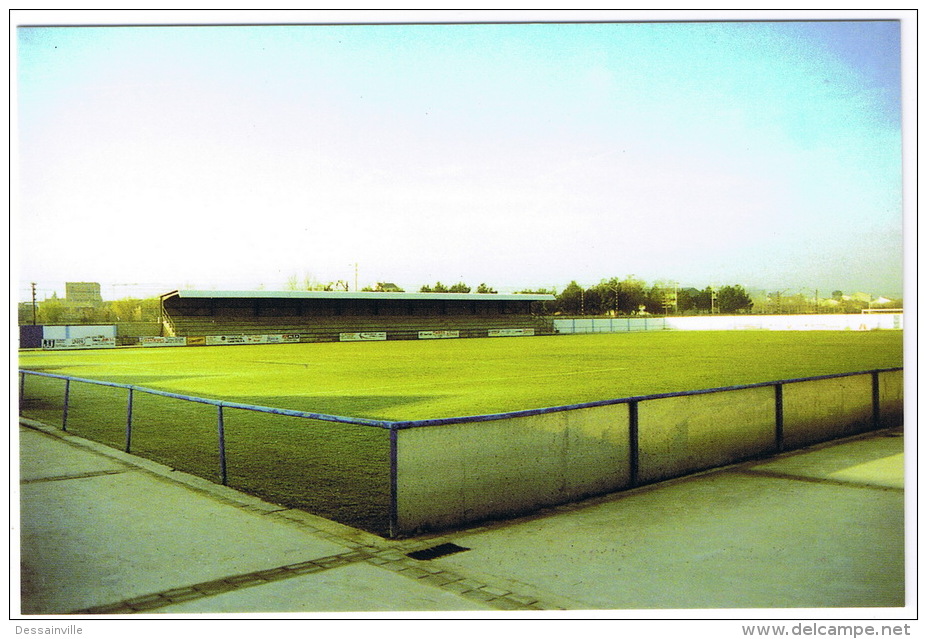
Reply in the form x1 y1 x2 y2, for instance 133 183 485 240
18 330 904 421
18 330 904 534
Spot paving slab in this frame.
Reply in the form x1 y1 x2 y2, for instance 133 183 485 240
19 427 127 482
158 562 493 613
439 467 904 609
748 433 905 489
20 451 349 614
17 421 906 615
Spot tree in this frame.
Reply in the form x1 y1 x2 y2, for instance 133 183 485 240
448 282 471 293
362 282 404 292
476 283 497 294
285 274 301 291
420 282 451 293
557 281 585 315
37 298 66 324
676 288 696 313
616 276 648 315
645 284 668 315
112 298 143 322
582 286 603 315
140 297 162 321
717 285 753 314
690 287 715 313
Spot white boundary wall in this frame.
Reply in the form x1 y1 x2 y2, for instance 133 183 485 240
665 313 902 331
42 325 116 339
41 325 118 350
554 314 902 334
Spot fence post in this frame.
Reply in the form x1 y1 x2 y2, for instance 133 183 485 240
628 401 639 488
871 371 881 431
19 372 25 415
217 405 228 486
63 379 71 432
388 426 399 538
124 388 134 452
775 383 784 452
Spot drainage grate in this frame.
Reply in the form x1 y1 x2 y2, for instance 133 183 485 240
406 542 470 560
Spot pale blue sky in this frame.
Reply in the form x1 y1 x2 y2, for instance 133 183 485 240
15 16 906 300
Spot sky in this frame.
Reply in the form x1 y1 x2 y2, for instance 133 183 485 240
13 11 910 302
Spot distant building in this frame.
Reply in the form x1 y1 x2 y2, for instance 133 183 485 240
66 282 103 306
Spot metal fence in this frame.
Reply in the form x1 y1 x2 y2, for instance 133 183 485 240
553 317 667 333
18 370 394 534
19 367 903 538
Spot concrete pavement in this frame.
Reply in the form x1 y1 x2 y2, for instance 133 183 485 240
16 418 906 615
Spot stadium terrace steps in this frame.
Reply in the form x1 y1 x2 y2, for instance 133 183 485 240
167 314 555 342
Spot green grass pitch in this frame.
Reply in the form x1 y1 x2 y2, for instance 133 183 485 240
18 330 904 420
18 330 904 534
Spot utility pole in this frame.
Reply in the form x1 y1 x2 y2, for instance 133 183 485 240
31 282 37 325
353 263 359 292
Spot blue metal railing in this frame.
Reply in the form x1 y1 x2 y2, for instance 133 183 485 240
386 367 903 429
17 371 392 488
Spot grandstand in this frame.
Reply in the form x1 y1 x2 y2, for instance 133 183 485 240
159 290 556 342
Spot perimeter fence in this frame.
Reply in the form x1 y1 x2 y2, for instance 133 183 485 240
19 367 903 537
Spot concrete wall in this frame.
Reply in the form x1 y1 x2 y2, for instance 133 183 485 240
42 325 116 339
396 403 632 534
553 314 902 334
665 314 903 331
116 322 163 338
637 386 777 484
781 374 875 450
394 370 902 535
879 369 904 427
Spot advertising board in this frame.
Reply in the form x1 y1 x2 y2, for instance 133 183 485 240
418 330 460 339
205 334 300 345
139 336 188 347
488 328 535 337
339 332 387 342
42 336 116 350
